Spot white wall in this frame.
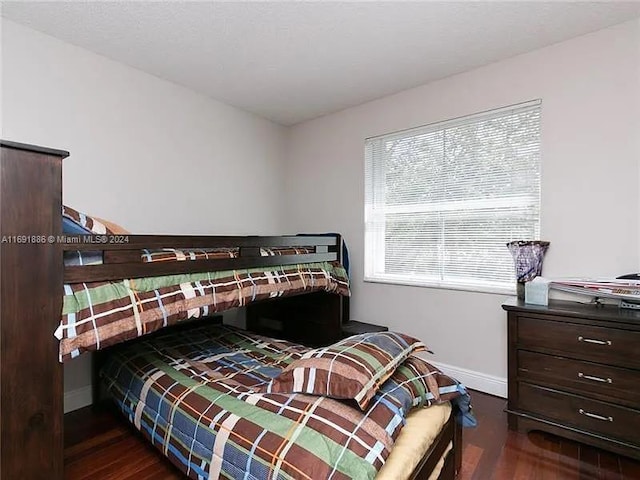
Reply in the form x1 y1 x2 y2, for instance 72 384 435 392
1 19 287 235
1 20 288 409
284 19 640 396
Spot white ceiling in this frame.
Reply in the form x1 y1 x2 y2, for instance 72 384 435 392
2 1 640 126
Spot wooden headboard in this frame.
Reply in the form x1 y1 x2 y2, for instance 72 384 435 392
0 141 348 479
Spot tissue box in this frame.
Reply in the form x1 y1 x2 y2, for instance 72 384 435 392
525 277 550 305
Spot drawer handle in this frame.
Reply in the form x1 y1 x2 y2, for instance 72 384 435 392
577 336 612 346
578 372 612 384
579 408 613 422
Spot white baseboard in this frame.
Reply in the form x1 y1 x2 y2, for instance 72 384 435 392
64 386 93 413
430 361 507 398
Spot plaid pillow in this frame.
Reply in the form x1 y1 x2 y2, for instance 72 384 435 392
375 355 462 411
370 354 477 429
263 331 428 410
62 205 114 235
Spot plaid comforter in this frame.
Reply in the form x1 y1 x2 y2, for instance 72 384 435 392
101 324 464 480
56 261 349 361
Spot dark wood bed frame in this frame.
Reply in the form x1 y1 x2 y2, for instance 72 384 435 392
0 141 461 480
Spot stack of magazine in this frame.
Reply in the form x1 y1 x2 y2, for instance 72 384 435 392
550 278 640 307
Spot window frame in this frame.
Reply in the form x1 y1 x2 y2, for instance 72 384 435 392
363 100 542 295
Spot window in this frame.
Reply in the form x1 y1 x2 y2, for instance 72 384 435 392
364 100 541 293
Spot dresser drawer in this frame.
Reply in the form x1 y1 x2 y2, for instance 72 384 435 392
518 351 640 406
518 383 640 445
517 316 640 368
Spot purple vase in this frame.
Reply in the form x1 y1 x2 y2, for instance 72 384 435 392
507 240 550 299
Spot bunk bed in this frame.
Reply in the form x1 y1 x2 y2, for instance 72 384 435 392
0 140 465 480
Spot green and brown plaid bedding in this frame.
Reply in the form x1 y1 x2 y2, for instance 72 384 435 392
141 248 238 263
56 261 349 362
101 324 467 480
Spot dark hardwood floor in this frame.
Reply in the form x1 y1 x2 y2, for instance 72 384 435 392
64 390 640 479
459 391 640 480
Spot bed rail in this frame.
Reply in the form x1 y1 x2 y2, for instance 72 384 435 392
63 234 342 283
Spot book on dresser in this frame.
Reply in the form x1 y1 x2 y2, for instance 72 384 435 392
502 298 640 460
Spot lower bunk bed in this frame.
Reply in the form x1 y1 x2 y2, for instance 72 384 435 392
93 322 468 480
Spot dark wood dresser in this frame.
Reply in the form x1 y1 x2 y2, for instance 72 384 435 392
502 298 640 459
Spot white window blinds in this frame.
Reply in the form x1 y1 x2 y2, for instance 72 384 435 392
364 100 541 292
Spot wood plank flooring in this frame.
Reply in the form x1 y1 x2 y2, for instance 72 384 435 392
64 390 640 479
458 391 640 480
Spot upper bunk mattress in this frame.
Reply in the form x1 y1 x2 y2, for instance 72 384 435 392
57 261 349 361
100 324 461 480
